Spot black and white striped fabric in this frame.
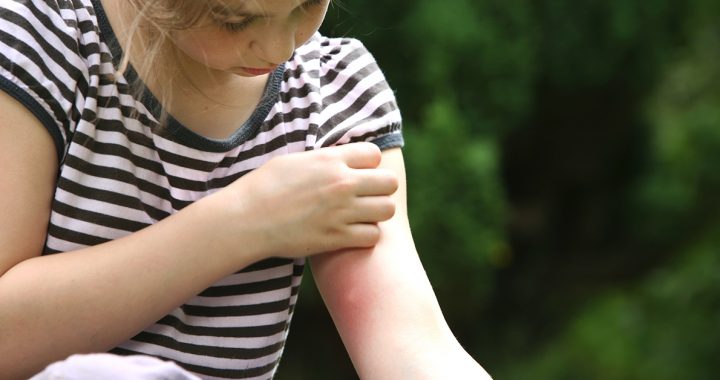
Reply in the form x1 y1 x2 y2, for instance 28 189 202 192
0 1 403 379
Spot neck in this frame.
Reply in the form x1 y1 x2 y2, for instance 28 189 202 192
100 0 269 139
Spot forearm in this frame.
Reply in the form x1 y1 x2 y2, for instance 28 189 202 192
313 226 488 379
311 149 491 379
311 228 445 372
0 194 262 379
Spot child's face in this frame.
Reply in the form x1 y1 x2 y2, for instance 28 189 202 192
172 0 329 77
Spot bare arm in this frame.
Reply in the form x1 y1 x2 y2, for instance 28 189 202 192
0 91 268 379
0 90 397 379
311 148 492 379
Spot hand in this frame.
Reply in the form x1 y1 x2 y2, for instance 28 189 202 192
215 142 399 259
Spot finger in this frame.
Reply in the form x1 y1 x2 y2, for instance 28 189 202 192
352 168 399 196
334 142 382 169
344 196 397 224
343 223 382 248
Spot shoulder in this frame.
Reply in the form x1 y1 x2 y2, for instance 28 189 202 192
285 33 403 149
0 0 102 74
0 0 102 161
294 33 369 59
0 0 97 40
291 33 378 79
0 0 101 81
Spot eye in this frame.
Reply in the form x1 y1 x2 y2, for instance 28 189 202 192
220 16 257 32
216 0 327 33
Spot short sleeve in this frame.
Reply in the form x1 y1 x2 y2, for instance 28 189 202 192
0 0 95 161
313 37 403 150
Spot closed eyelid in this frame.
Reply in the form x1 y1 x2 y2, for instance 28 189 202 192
210 0 324 19
210 8 254 22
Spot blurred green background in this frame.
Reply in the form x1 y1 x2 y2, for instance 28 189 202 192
279 0 720 378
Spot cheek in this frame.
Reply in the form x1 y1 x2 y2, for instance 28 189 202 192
296 10 327 46
175 33 209 59
174 32 242 67
295 26 313 46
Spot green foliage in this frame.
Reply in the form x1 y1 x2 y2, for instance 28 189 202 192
497 224 720 380
495 3 720 377
537 0 684 88
631 19 720 242
404 98 505 309
402 0 537 135
282 0 720 378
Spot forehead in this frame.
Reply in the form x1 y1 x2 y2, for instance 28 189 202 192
208 0 307 16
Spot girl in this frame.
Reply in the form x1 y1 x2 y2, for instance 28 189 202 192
0 0 490 378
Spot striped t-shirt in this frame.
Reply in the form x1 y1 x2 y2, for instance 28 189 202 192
0 1 403 379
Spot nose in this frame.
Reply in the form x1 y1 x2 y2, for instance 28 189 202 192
251 22 296 66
